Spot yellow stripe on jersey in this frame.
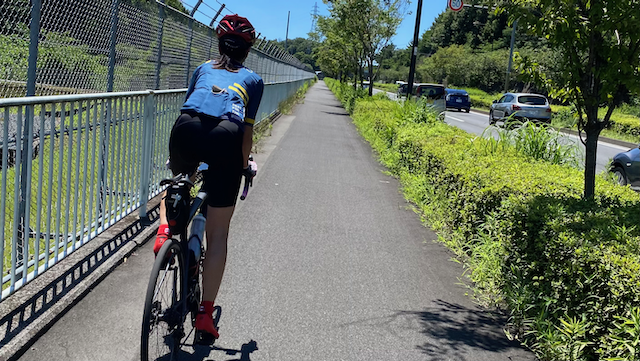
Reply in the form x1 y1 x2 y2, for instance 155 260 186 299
244 118 255 125
233 83 249 103
228 86 247 104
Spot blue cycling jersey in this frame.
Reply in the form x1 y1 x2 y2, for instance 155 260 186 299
181 61 264 127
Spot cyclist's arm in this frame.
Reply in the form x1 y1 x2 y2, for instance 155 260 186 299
242 126 253 168
242 76 264 168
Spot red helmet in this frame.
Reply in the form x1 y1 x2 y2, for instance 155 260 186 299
216 14 256 45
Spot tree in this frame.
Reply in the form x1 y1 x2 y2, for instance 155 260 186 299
316 9 363 83
322 0 407 95
501 0 640 198
276 37 321 70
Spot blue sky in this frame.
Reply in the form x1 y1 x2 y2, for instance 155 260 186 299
180 0 448 49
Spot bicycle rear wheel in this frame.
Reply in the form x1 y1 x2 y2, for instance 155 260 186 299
141 240 185 361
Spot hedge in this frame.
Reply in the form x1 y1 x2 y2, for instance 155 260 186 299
325 78 640 361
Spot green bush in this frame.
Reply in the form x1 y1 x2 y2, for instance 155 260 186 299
328 83 640 360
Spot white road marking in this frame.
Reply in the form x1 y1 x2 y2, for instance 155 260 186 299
445 114 466 123
560 132 633 151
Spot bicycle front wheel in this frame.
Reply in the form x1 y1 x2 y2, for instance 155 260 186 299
141 239 185 361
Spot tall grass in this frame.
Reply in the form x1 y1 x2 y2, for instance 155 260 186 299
482 120 583 168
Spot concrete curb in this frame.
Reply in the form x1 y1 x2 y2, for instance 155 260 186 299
0 197 161 361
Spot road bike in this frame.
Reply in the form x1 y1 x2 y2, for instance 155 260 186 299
140 163 251 361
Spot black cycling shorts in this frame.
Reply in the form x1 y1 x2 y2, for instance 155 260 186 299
168 111 243 207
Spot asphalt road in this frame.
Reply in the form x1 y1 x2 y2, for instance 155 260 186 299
19 81 535 361
372 88 633 173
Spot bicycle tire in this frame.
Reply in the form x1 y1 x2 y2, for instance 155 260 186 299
141 239 185 361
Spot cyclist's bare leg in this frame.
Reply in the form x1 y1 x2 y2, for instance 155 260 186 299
202 205 235 303
158 191 167 224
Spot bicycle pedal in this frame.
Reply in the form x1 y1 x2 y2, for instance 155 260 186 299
194 330 216 346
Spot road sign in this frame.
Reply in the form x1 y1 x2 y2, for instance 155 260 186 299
449 0 464 11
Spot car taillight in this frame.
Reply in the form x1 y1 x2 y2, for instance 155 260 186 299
512 105 521 111
546 107 552 112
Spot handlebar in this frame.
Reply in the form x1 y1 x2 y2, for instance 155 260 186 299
240 159 257 201
240 177 251 200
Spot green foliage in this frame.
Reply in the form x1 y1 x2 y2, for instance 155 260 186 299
416 46 509 93
327 83 640 360
503 0 640 198
426 8 511 50
484 121 582 168
276 37 320 70
325 78 367 114
0 33 29 82
318 0 407 90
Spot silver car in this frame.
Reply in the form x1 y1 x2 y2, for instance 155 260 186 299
416 83 446 121
489 92 552 124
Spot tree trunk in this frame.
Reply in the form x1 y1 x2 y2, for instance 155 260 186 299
368 60 374 96
353 61 358 90
583 106 603 199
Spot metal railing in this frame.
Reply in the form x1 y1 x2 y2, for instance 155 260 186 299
0 0 312 98
0 78 314 300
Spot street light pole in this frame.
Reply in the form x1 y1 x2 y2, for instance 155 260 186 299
407 0 423 99
504 19 517 93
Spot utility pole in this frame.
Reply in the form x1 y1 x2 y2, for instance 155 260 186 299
407 0 423 99
504 19 517 93
285 11 290 50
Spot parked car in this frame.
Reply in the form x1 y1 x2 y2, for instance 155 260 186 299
416 83 446 120
397 82 420 97
610 144 640 190
445 88 471 112
489 92 552 124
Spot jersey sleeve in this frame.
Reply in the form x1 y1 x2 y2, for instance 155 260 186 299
244 76 264 126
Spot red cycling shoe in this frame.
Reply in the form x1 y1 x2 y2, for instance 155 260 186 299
195 301 220 339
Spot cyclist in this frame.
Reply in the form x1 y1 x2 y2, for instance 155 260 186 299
153 14 263 341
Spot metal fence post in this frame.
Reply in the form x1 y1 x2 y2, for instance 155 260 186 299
106 0 120 92
17 0 43 266
154 0 166 90
208 4 226 60
138 92 155 220
185 0 203 87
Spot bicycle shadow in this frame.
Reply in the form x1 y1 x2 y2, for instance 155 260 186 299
175 339 259 361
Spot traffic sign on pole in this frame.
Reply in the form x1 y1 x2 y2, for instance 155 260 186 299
449 0 463 11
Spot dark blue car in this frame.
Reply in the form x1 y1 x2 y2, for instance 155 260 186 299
445 88 471 112
610 144 640 191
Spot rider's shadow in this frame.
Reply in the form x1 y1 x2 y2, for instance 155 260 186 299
213 340 259 361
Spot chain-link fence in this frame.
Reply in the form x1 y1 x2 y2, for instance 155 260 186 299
0 0 314 98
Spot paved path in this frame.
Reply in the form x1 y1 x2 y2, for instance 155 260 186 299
20 81 535 361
